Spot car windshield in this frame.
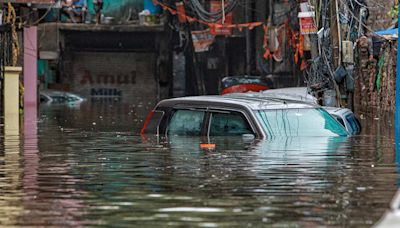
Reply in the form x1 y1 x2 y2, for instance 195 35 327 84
254 108 348 137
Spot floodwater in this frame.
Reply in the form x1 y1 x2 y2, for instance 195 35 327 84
0 101 399 227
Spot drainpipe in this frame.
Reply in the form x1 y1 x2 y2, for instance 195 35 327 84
24 26 38 132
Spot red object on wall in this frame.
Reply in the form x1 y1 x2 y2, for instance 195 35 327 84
221 84 269 95
176 2 187 23
209 0 233 36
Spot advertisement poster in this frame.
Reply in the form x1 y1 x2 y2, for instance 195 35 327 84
191 29 215 52
298 12 317 35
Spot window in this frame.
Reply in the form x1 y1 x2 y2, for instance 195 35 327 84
345 114 361 134
50 95 67 103
141 110 164 135
332 114 345 127
66 95 80 102
167 109 205 136
255 108 348 137
40 95 50 103
209 111 253 137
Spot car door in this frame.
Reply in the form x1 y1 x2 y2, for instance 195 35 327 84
206 109 256 138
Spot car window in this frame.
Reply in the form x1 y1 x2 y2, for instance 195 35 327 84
67 95 80 102
40 95 50 103
51 95 67 103
332 114 345 127
345 114 361 134
255 108 348 137
209 112 253 136
167 109 205 136
141 111 164 135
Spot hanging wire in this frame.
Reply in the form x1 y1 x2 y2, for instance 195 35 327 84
352 0 387 10
188 0 239 23
338 0 390 41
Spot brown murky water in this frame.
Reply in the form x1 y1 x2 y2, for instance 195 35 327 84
0 101 398 227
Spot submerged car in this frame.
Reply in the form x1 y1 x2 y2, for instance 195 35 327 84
40 90 85 105
141 93 349 139
323 107 361 135
262 87 361 135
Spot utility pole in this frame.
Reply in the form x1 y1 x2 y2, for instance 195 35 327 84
245 0 251 76
330 0 340 69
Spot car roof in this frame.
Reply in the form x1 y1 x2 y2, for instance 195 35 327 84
157 93 318 111
323 106 353 116
261 87 318 104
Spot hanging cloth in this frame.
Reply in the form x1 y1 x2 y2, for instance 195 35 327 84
263 25 272 60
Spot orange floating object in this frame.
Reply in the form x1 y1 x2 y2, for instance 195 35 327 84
200 144 216 150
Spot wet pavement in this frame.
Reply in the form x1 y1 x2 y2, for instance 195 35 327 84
0 101 399 227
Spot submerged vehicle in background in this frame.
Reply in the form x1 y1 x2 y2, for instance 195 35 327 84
40 90 86 105
141 93 349 139
220 76 273 95
261 87 361 135
323 107 361 135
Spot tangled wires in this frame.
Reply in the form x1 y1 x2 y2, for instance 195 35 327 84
188 0 238 23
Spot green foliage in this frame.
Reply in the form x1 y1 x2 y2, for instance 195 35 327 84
388 5 398 20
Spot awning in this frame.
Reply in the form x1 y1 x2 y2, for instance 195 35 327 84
374 28 398 40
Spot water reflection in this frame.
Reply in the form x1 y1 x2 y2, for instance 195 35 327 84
0 133 22 225
0 102 398 227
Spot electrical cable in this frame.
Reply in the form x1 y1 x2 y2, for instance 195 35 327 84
188 0 238 23
338 0 390 41
352 0 387 11
29 3 56 26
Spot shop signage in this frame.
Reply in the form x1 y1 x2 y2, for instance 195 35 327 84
298 12 317 35
191 29 214 52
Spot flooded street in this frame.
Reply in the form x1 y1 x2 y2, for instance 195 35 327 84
0 102 398 227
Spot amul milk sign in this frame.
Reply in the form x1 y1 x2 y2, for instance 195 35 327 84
70 52 157 103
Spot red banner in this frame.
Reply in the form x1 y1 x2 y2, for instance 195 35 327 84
209 0 233 36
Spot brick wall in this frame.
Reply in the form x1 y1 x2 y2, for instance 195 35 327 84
365 0 393 31
354 0 397 114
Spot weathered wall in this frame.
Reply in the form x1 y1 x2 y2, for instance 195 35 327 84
64 51 157 105
364 0 393 31
354 0 396 114
355 40 397 113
